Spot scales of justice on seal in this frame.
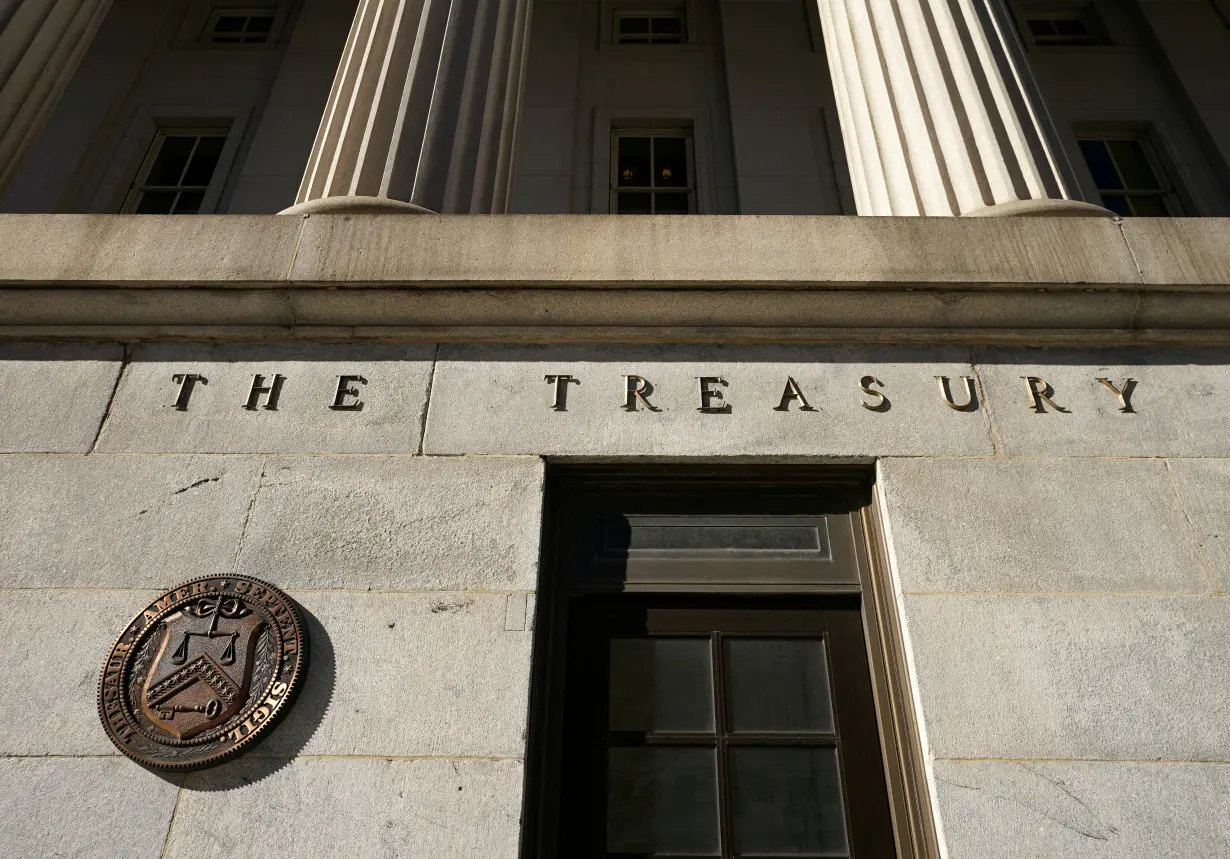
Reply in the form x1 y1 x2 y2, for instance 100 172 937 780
98 575 308 769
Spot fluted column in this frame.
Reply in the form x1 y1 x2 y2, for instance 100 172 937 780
286 0 532 215
0 0 112 195
814 0 1112 216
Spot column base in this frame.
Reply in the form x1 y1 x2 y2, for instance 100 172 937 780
963 199 1116 218
279 195 436 216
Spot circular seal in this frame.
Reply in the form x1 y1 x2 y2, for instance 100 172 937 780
97 575 307 769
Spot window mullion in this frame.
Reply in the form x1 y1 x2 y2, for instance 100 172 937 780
712 631 734 859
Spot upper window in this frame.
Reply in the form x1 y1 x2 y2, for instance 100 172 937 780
122 129 228 214
1025 15 1094 44
205 9 276 44
612 131 694 214
615 11 686 44
1017 3 1111 47
1078 136 1178 216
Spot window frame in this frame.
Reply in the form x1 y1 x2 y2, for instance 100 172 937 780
610 129 697 215
202 8 280 45
1011 1 1114 49
613 10 687 45
120 127 233 214
1074 129 1185 216
521 466 939 859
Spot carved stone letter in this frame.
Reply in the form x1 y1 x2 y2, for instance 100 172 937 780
1022 376 1069 413
170 374 207 411
860 376 889 412
544 374 580 411
697 377 731 413
623 376 661 412
936 376 978 412
330 375 367 411
1096 377 1137 413
244 374 286 411
774 376 815 412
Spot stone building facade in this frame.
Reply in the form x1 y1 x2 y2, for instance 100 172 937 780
1 1 1229 857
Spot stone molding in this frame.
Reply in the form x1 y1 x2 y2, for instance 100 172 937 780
0 214 1227 344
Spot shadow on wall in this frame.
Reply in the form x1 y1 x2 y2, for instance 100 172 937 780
144 602 336 790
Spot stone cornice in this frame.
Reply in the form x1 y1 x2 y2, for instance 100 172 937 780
0 214 1227 344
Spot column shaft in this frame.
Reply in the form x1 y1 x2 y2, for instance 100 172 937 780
815 0 1109 216
0 0 112 195
291 0 532 215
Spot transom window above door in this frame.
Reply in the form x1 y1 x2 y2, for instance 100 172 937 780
612 131 694 214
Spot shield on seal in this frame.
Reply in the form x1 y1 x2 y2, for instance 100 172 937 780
141 596 266 740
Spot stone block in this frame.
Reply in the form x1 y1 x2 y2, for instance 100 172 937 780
879 457 1209 593
903 594 1230 761
424 345 993 456
933 760 1230 859
96 344 435 453
167 758 523 859
0 343 121 452
1121 217 1230 286
261 591 532 758
1167 459 1230 593
0 758 180 858
235 456 543 590
976 347 1230 456
0 455 261 588
0 589 159 755
0 214 301 285
288 213 1139 288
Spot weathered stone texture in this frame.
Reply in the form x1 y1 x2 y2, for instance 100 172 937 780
1167 458 1230 593
97 344 434 453
425 345 992 456
235 455 544 590
0 343 121 452
167 758 523 859
0 454 262 588
0 757 181 857
976 348 1230 456
0 589 159 755
933 760 1230 859
260 591 533 758
903 595 1230 762
878 457 1209 594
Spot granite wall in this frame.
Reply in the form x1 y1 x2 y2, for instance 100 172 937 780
1 341 1227 857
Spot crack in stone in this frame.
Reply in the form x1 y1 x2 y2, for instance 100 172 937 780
171 476 221 496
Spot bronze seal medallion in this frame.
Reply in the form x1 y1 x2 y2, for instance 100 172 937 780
98 575 307 769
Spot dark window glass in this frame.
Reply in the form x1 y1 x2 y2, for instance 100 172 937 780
725 639 835 734
182 135 225 186
1027 18 1056 36
1054 17 1088 36
618 15 650 34
212 15 246 33
617 136 650 187
616 192 652 214
1099 194 1132 216
654 137 687 187
134 191 178 214
245 14 274 34
653 15 683 36
172 190 205 214
610 638 714 732
145 136 196 186
654 192 689 214
607 747 720 854
1108 139 1160 190
1079 140 1121 190
730 746 848 856
1129 194 1169 216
